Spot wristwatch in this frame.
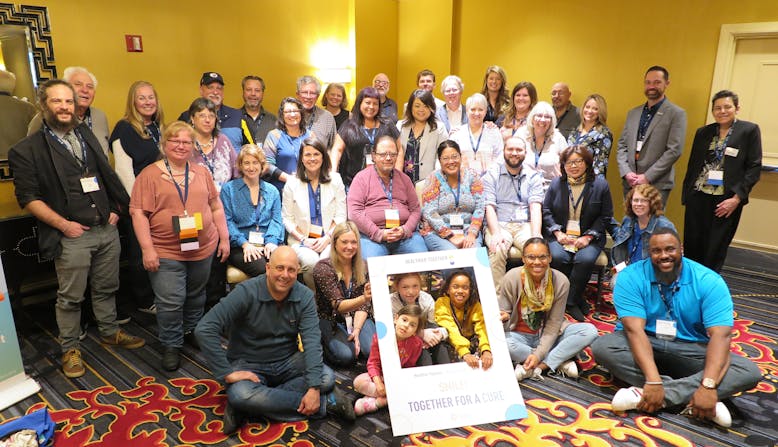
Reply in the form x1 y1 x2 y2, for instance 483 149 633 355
701 378 717 389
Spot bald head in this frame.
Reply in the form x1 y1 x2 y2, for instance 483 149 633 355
373 73 390 99
0 70 16 94
266 246 300 301
551 82 571 111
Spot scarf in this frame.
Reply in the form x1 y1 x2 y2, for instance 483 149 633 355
519 266 555 331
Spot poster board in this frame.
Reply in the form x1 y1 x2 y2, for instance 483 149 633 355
0 254 40 411
367 247 526 436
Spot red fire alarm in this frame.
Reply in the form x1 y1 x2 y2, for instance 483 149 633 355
125 35 143 52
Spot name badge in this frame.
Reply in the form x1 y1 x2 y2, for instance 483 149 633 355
249 231 265 246
449 214 464 235
724 147 739 157
655 319 677 341
385 208 400 228
706 170 724 186
80 176 100 193
345 314 354 335
636 140 644 153
512 204 528 223
308 224 324 238
173 214 201 252
613 261 627 273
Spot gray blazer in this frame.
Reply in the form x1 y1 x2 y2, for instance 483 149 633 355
616 98 686 193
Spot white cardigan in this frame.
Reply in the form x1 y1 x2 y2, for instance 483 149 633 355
282 172 347 245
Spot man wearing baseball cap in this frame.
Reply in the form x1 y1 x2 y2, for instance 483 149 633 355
178 72 243 151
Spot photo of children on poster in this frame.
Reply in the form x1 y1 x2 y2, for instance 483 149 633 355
366 247 526 436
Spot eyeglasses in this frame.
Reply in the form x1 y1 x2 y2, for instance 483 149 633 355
374 152 398 159
631 198 650 204
168 139 193 147
534 114 553 121
524 254 550 262
440 155 461 163
373 80 389 86
443 88 461 94
194 112 216 120
283 110 301 115
564 159 585 167
298 90 319 98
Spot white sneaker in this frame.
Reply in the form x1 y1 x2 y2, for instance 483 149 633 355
682 402 732 428
611 386 643 412
557 360 579 379
514 364 543 382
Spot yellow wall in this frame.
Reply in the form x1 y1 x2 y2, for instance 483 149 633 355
355 0 398 93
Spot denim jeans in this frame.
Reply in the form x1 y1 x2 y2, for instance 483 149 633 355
505 322 598 370
592 331 762 407
360 232 427 259
54 224 120 351
149 256 213 348
320 318 376 366
226 352 336 421
423 232 483 252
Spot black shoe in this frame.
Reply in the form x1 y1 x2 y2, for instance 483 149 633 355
116 311 131 325
222 401 243 434
162 347 181 371
184 331 200 350
326 387 356 422
579 300 591 316
566 305 586 322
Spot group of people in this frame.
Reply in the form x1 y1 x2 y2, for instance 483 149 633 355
4 62 763 432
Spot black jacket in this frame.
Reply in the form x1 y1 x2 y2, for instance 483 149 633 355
542 175 613 249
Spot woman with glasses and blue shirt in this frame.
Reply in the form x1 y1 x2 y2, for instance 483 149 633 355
331 87 401 189
543 146 613 322
263 97 311 194
516 101 568 193
420 140 485 251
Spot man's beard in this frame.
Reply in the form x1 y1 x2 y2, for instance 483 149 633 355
43 108 77 133
504 156 524 170
654 260 681 284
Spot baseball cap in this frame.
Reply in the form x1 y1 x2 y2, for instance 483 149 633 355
200 72 225 86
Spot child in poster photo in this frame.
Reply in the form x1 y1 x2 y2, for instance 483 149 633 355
390 272 450 365
353 304 425 416
434 270 493 370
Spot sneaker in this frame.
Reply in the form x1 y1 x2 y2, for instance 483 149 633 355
681 402 732 428
184 331 200 350
557 360 579 379
138 304 157 315
612 386 643 412
162 347 181 371
221 401 243 434
101 329 145 349
514 364 543 382
354 396 379 416
78 324 88 341
326 387 356 422
62 349 85 378
115 311 131 325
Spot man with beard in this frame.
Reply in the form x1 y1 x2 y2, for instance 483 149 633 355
195 247 355 434
239 75 276 146
616 65 686 209
295 75 336 149
372 73 397 123
591 228 761 428
550 82 580 140
616 66 686 205
179 72 243 151
9 80 145 378
482 136 544 294
27 67 111 157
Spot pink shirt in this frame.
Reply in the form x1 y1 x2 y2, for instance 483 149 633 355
366 333 423 379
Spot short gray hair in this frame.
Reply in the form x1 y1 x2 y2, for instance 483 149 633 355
296 75 321 94
63 66 98 88
440 75 463 94
465 92 487 110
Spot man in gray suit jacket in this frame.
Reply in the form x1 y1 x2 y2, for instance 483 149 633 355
617 66 687 205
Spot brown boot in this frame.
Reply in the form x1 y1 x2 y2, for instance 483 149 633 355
101 329 146 349
62 349 85 378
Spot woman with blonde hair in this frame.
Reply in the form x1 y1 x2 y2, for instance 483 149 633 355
322 83 350 130
567 93 613 177
313 221 374 366
515 101 568 192
480 65 510 124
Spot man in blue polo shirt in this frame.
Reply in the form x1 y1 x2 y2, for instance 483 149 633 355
179 72 243 151
592 228 761 428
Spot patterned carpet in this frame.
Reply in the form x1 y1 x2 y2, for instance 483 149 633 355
2 251 777 447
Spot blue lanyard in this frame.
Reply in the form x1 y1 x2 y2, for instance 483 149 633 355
84 112 92 130
567 183 585 215
252 187 264 230
362 126 378 145
656 280 678 319
308 182 322 226
195 140 215 175
468 128 483 154
46 125 89 173
164 158 189 213
712 123 735 161
532 135 545 167
628 225 643 261
340 277 355 300
375 166 394 207
510 172 522 203
147 122 160 145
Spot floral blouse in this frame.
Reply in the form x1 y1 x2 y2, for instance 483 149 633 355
567 125 613 177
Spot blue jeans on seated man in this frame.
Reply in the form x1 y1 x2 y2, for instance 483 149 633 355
505 322 598 371
226 352 336 421
591 331 762 408
423 232 483 252
149 256 213 348
320 318 376 366
359 231 427 259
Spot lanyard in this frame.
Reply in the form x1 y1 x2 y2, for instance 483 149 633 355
84 112 92 130
46 125 89 174
362 126 378 145
712 123 735 161
449 172 462 210
532 135 545 167
308 182 322 226
147 122 160 145
510 172 522 203
567 183 585 216
468 127 483 154
164 158 190 213
375 166 394 207
252 186 264 230
449 300 469 335
195 140 215 175
656 280 678 319
339 277 355 300
628 225 643 261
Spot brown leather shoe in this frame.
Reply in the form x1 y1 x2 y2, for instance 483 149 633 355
101 329 146 349
62 349 85 378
